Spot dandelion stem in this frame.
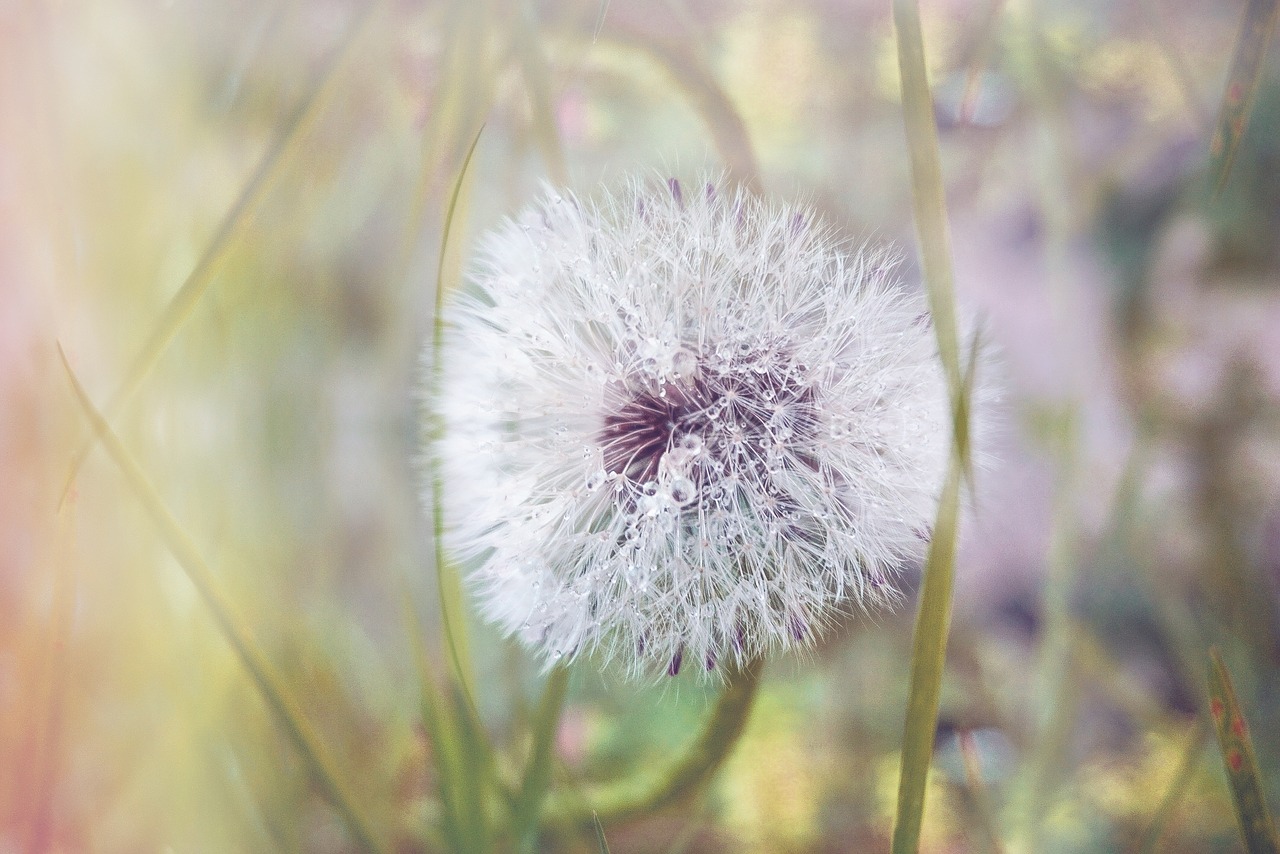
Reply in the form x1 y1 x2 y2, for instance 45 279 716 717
541 655 764 837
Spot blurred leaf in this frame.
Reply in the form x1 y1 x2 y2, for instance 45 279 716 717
1207 648 1280 854
58 1 380 506
513 666 570 851
891 458 962 854
1138 720 1209 854
57 346 390 854
957 730 1005 854
1210 0 1280 195
513 1 569 185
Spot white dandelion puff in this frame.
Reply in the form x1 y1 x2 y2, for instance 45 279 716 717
433 175 961 679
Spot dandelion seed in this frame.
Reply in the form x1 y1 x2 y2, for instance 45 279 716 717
434 175 963 679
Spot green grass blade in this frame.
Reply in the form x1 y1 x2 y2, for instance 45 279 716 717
889 2 968 849
57 346 390 854
1210 0 1280 196
57 1 379 508
1208 648 1280 854
399 586 470 852
1137 719 1209 854
891 458 963 854
431 124 485 701
514 666 571 851
892 0 963 411
592 812 612 854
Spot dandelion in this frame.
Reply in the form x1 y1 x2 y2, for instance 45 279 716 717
434 175 955 679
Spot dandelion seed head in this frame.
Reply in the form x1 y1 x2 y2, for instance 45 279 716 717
435 175 959 679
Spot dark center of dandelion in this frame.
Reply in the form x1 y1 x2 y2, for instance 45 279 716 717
599 348 819 490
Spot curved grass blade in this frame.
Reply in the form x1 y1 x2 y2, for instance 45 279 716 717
57 346 390 854
57 1 380 508
1208 648 1280 854
1210 0 1280 196
430 124 485 701
426 125 510 853
513 666 571 851
542 655 765 834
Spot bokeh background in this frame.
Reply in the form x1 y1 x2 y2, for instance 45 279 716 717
4 0 1280 851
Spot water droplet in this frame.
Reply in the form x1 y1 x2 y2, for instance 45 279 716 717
585 470 606 491
669 477 697 506
671 347 697 378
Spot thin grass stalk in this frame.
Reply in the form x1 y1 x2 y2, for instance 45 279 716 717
888 0 971 849
57 348 390 854
891 458 963 854
57 1 380 507
400 587 470 852
431 126 485 705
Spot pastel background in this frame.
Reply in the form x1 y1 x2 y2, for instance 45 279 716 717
3 0 1279 851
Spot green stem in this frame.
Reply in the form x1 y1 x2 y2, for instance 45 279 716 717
542 656 765 836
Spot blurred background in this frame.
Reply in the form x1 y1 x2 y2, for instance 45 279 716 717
3 0 1280 851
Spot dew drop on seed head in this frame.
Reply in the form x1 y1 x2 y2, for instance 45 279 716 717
671 347 697 378
669 477 697 506
585 470 606 491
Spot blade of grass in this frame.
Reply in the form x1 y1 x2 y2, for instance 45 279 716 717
57 346 390 854
431 124 485 702
592 812 612 854
426 124 512 854
1207 648 1280 854
400 585 470 852
514 666 571 851
890 2 971 850
892 0 963 416
1209 0 1280 196
1137 719 1209 854
891 456 963 854
57 0 380 508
